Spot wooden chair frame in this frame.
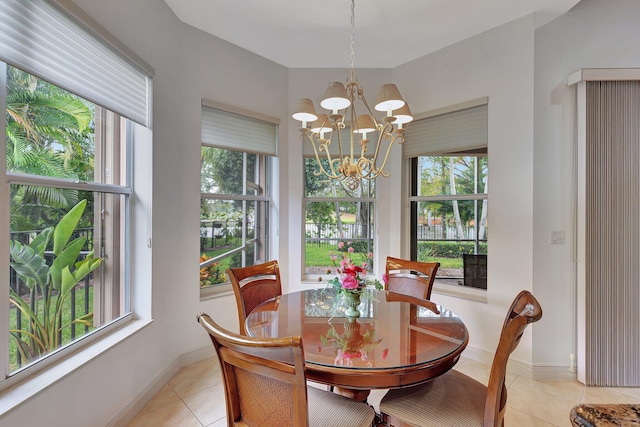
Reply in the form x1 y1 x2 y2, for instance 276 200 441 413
227 260 282 334
484 290 543 426
197 313 375 427
385 256 440 300
379 290 543 427
197 313 309 426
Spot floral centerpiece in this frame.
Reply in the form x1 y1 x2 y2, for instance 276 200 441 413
326 241 383 317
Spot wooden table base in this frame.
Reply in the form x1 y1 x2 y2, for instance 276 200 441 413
333 386 371 402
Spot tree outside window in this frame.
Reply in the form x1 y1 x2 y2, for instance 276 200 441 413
410 155 488 288
200 146 270 290
303 158 375 277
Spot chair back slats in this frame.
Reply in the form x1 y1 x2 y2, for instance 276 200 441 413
227 260 282 334
385 256 440 300
197 313 309 426
484 290 543 427
240 279 281 316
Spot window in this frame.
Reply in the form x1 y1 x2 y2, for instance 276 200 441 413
303 158 376 278
1 0 152 379
410 155 488 287
405 100 488 290
200 103 277 295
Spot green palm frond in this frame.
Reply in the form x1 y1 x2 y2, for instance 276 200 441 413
7 91 91 132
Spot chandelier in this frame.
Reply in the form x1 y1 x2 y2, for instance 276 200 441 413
292 0 413 191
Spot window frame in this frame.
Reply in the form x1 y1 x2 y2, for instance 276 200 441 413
409 156 488 258
199 105 277 299
0 0 154 399
301 158 377 282
404 100 489 297
1 66 149 384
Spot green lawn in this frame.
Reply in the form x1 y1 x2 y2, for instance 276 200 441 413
303 243 463 269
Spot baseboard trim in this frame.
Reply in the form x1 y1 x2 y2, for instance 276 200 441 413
532 364 577 381
108 346 214 427
461 346 576 381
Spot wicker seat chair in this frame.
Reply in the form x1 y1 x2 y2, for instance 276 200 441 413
385 256 440 300
227 260 282 335
197 313 375 427
379 290 543 427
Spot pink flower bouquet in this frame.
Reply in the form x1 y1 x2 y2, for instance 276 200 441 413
327 241 382 295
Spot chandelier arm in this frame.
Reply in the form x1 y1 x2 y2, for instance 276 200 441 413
347 83 358 161
356 88 382 128
368 121 393 167
303 132 340 180
367 131 403 179
355 157 371 179
330 157 345 178
320 137 347 179
335 120 346 162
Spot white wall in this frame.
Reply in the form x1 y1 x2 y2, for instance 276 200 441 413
0 0 289 426
394 15 537 368
532 0 640 375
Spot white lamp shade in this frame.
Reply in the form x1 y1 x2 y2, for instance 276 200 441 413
292 98 318 123
320 82 351 111
392 103 414 125
374 83 405 112
353 114 376 134
310 114 333 134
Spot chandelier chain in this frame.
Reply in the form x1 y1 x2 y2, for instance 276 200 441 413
349 0 356 82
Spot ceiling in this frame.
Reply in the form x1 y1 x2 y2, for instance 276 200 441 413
164 0 579 68
162 0 581 69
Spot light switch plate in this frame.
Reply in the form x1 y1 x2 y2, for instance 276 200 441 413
551 230 565 244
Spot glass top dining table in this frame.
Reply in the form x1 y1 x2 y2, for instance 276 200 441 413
245 287 469 401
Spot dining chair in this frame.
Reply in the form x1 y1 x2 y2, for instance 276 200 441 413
196 313 376 427
227 260 282 335
385 256 440 300
570 403 640 426
378 290 543 427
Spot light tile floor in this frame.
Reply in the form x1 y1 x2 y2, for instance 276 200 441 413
126 356 640 427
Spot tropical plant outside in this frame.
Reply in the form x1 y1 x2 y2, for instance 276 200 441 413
7 66 95 232
8 285 92 372
9 200 103 366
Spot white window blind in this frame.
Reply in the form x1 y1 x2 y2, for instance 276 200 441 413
403 103 488 157
201 105 278 156
0 0 152 126
583 80 640 386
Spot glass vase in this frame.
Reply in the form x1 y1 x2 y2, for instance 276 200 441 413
343 291 362 317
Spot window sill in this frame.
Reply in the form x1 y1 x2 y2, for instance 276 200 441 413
432 282 487 303
199 283 234 300
0 318 152 417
